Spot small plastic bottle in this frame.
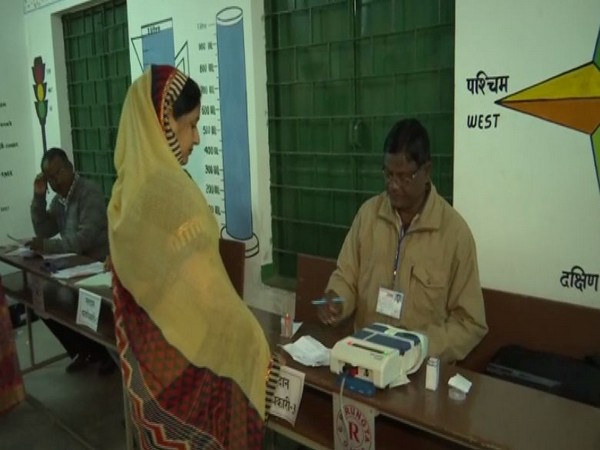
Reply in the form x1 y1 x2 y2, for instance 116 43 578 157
281 312 293 338
425 357 440 391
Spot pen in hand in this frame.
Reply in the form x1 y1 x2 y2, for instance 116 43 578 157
6 234 24 245
314 295 344 326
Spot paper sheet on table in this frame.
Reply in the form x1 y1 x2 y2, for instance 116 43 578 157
449 373 472 394
5 247 37 258
43 252 77 260
53 262 105 279
4 243 77 260
74 271 112 288
282 335 331 367
389 373 411 387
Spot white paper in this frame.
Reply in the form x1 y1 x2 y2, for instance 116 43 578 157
74 271 112 288
5 246 37 258
448 373 472 394
282 335 331 367
43 252 77 260
3 239 76 260
269 366 305 425
53 262 105 279
76 288 102 331
389 373 411 388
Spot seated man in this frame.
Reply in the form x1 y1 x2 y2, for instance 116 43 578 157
29 147 115 375
318 119 488 362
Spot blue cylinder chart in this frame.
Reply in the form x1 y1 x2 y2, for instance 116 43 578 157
216 7 258 256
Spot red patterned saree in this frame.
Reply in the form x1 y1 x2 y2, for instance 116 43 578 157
0 278 25 416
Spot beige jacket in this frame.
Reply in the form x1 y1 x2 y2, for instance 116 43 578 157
326 185 488 362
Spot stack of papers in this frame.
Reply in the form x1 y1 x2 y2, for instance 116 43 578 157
74 271 112 288
43 252 77 260
5 247 37 258
282 335 331 367
53 262 105 279
4 246 76 260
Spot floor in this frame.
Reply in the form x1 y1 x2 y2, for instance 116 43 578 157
0 276 305 450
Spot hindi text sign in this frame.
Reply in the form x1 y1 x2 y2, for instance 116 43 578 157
76 288 102 331
269 365 305 425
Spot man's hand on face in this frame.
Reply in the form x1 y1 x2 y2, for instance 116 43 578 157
34 173 47 196
27 237 44 252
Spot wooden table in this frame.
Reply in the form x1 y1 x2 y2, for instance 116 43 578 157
3 248 599 450
255 312 600 450
0 248 127 450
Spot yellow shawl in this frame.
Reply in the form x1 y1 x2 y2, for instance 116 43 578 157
108 68 271 418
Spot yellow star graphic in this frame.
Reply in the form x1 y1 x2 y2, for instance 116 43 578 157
497 30 600 191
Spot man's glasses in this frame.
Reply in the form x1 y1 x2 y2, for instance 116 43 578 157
382 166 421 187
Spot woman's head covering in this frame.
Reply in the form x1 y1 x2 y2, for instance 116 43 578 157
107 66 271 418
150 65 188 164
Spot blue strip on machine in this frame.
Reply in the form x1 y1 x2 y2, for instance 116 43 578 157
352 324 420 355
369 334 412 355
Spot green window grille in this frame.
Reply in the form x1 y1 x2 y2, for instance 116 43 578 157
62 0 131 200
265 0 455 281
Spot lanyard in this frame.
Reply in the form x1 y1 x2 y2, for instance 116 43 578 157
392 227 405 284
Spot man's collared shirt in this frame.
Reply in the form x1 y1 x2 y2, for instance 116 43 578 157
30 174 109 261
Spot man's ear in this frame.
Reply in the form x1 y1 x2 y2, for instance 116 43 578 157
423 160 433 179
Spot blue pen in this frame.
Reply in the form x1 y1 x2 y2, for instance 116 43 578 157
311 297 345 305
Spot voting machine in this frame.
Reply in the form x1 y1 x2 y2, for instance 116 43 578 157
330 323 428 390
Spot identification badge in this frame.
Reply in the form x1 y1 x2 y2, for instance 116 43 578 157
376 287 404 319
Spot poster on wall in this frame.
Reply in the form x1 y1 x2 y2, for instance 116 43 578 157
32 56 50 153
128 1 264 259
454 0 600 307
0 1 37 253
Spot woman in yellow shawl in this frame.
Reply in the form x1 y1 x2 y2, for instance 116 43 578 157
108 65 279 449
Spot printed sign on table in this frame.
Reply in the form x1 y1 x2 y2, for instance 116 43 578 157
333 395 378 450
269 365 305 425
76 288 102 331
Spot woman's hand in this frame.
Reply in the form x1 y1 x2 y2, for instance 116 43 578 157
104 255 112 272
